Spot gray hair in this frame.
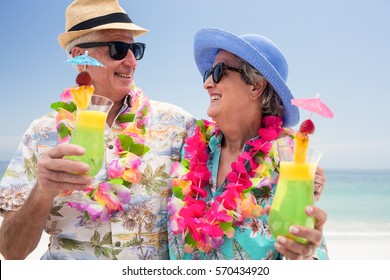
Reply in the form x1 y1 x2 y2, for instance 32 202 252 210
237 56 285 119
65 30 110 71
65 30 114 56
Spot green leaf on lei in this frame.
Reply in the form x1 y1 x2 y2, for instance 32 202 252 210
87 187 98 199
195 119 206 130
117 113 135 123
219 222 233 231
173 185 184 199
50 101 77 113
57 123 71 139
195 119 213 141
181 158 190 169
109 178 124 185
140 124 146 134
122 180 131 187
118 134 150 156
140 105 149 116
185 233 196 247
243 186 256 193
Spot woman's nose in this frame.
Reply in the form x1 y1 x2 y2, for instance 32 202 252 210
203 75 214 89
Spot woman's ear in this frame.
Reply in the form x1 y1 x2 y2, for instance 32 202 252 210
249 80 267 101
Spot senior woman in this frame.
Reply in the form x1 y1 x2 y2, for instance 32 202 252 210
168 28 328 260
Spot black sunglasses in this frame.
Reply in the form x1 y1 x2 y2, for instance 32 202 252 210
75 41 146 60
203 62 244 83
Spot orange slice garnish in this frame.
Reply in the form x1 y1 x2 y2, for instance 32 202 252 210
294 131 309 164
70 85 94 110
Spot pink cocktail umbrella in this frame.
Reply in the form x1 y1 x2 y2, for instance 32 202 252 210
291 94 334 118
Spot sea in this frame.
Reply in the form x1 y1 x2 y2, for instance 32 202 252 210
317 169 390 237
0 161 389 237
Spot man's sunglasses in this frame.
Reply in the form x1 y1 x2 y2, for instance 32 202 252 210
75 41 146 60
203 62 244 83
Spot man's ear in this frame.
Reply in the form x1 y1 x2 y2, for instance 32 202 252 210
70 47 86 72
70 47 84 58
249 80 267 101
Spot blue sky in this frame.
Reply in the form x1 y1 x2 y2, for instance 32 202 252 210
0 0 389 170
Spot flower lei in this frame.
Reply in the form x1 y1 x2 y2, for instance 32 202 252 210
51 84 150 221
168 116 291 253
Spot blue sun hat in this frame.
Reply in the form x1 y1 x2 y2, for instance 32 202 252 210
194 28 299 127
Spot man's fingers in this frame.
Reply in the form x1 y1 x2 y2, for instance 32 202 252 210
37 144 93 196
40 144 90 174
47 144 85 159
40 157 90 174
43 169 93 186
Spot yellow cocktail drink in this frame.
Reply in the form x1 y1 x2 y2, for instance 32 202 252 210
269 160 316 244
67 110 108 176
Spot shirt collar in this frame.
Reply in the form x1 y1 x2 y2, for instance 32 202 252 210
209 131 260 153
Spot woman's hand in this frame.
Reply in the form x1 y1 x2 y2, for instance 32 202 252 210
314 166 326 202
265 205 327 260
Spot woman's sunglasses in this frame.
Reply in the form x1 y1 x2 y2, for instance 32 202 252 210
203 62 244 83
75 41 146 60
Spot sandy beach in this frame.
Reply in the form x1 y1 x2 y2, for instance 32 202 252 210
325 233 390 260
2 233 390 260
1 215 389 260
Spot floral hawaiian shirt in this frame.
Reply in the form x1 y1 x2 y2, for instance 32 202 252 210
0 95 195 260
168 132 329 260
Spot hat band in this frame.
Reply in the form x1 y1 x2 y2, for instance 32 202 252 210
68 12 133 32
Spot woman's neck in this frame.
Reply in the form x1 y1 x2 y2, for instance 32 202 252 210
219 117 262 152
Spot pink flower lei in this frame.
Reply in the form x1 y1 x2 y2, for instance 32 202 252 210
51 84 150 221
168 116 291 253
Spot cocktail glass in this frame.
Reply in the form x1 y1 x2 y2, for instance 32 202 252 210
269 145 322 244
66 95 113 176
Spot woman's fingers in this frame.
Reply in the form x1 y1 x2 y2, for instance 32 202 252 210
275 236 315 260
314 165 326 201
273 206 327 260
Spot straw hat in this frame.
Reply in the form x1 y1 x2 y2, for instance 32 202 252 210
194 28 299 127
58 0 149 49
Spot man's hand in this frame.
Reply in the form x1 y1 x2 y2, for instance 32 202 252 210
36 143 93 200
